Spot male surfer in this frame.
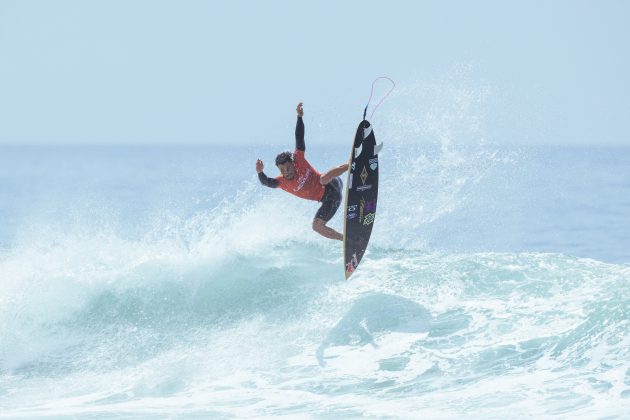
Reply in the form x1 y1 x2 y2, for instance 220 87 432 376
256 102 349 240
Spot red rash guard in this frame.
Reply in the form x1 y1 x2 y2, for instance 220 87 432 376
275 150 325 201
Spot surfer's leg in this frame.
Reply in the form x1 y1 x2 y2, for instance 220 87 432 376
320 163 349 185
313 178 343 240
313 218 343 241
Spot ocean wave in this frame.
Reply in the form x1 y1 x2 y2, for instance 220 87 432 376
2 235 629 415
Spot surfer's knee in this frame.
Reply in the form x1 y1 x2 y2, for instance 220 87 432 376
312 218 325 232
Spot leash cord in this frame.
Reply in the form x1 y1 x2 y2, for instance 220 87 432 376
363 76 396 121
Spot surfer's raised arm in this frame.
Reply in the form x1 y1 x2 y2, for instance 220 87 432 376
256 159 280 188
295 102 305 152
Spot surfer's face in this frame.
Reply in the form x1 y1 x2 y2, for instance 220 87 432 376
277 161 296 180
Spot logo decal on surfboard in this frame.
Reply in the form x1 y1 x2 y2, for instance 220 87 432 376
360 166 368 185
360 198 364 221
345 253 359 274
363 213 375 225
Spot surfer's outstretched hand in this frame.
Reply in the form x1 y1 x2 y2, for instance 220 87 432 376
296 102 303 117
256 159 264 173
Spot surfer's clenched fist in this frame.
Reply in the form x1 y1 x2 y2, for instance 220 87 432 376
296 102 304 117
256 159 264 173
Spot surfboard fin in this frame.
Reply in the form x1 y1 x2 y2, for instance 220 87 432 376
374 142 383 155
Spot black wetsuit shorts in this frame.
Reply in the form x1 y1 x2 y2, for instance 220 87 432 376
315 177 343 222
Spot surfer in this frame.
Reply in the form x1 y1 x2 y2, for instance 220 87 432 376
256 102 349 241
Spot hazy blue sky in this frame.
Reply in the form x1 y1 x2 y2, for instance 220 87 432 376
1 0 628 146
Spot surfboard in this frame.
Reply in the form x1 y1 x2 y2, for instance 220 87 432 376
343 119 382 279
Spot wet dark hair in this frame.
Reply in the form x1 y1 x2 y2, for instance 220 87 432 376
275 151 293 166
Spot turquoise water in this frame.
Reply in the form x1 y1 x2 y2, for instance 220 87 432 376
1 135 630 416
